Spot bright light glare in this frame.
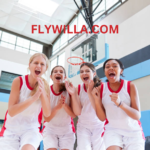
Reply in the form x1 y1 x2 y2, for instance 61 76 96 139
18 0 58 16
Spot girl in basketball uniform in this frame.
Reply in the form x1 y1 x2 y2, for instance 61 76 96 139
43 65 78 150
0 53 51 150
75 62 105 150
92 58 145 150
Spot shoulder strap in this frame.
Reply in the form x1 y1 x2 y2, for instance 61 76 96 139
100 83 104 100
78 84 81 95
127 81 131 96
19 76 23 90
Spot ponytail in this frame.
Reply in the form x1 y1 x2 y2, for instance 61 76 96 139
93 75 101 87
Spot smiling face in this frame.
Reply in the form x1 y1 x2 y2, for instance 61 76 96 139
29 55 47 79
80 65 95 84
51 66 66 84
104 60 123 83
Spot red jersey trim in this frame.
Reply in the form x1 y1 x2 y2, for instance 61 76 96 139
25 75 34 90
100 83 104 100
107 79 124 93
50 85 63 96
0 111 8 136
138 120 145 140
127 81 131 96
19 76 23 90
100 83 109 137
71 118 76 133
78 84 81 95
83 83 87 93
38 109 43 133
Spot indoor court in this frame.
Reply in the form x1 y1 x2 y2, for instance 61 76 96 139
0 0 150 150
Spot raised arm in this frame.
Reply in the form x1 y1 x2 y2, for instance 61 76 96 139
65 81 81 116
87 80 96 110
38 78 51 117
117 82 141 120
44 94 64 122
92 86 106 121
63 96 76 118
8 77 41 117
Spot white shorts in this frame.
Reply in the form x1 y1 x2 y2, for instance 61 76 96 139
76 125 105 150
0 129 42 150
103 130 145 150
43 131 75 150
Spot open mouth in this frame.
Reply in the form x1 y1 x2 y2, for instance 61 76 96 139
109 73 115 78
83 77 89 81
56 76 61 80
35 70 41 75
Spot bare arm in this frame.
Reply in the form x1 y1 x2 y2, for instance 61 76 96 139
8 77 41 117
63 97 76 118
119 82 141 120
44 105 59 122
38 78 51 117
65 81 81 116
92 86 106 121
87 80 96 111
44 94 64 122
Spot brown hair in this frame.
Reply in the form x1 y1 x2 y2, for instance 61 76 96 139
29 53 50 96
80 62 101 87
51 65 67 92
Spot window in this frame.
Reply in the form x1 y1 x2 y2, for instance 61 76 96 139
1 32 16 45
93 0 105 21
78 13 87 32
52 39 60 55
68 18 78 40
0 120 4 130
59 31 68 50
0 42 15 50
16 37 30 49
71 33 105 63
0 71 21 91
30 41 43 54
58 52 65 67
106 0 119 10
0 30 43 54
16 37 30 53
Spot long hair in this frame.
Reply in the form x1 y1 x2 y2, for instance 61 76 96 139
80 62 101 87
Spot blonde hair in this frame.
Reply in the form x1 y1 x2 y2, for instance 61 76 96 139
30 77 50 96
29 53 49 69
29 53 50 96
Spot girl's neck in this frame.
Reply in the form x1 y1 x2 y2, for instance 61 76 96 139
109 79 121 91
53 83 61 93
28 74 38 88
84 83 88 91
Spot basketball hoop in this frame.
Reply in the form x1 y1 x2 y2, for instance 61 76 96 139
67 56 85 66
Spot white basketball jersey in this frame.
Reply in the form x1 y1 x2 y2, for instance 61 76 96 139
78 83 105 130
0 75 42 136
102 79 144 137
44 85 75 135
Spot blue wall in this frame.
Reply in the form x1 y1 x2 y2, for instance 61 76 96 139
101 59 150 82
0 92 9 102
141 110 150 137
